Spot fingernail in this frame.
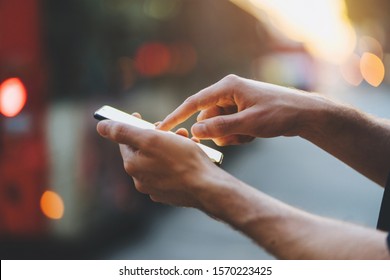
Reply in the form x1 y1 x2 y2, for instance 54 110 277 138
192 123 206 138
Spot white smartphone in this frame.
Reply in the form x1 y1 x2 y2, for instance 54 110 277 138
94 105 223 164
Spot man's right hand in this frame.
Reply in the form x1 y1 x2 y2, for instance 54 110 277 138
158 74 331 146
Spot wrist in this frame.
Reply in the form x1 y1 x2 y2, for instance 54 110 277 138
190 167 270 229
297 94 342 141
190 168 308 256
189 167 247 221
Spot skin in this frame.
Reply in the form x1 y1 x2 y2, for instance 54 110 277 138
97 74 390 259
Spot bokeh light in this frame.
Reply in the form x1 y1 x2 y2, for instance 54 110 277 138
358 36 383 59
135 42 171 77
360 52 385 87
0 77 27 117
384 53 390 84
40 190 65 220
340 53 363 86
133 41 198 79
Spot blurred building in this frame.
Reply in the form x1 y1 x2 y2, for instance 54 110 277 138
1 0 49 243
0 0 273 259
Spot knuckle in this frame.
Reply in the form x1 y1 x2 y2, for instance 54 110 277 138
111 123 127 142
209 115 243 138
183 95 199 111
213 117 232 134
140 131 159 148
149 195 161 203
197 110 206 121
123 160 134 175
212 120 225 136
184 95 195 104
223 74 240 85
134 180 148 194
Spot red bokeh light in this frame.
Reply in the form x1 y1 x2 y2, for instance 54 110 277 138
135 42 171 77
0 77 27 117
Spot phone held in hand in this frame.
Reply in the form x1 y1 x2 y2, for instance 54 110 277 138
94 105 224 165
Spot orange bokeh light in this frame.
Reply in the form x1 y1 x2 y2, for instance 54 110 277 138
360 52 385 87
0 77 27 117
40 190 65 220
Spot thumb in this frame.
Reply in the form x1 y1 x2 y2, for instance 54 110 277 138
191 113 245 139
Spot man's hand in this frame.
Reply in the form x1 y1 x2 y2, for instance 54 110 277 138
96 111 390 260
96 119 223 207
158 74 331 146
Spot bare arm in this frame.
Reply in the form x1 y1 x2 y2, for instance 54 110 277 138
158 75 390 186
300 102 390 187
97 121 390 259
200 175 389 259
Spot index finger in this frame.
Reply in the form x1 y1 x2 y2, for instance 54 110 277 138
158 77 233 131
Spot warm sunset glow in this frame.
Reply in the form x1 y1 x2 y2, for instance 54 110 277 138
230 0 356 64
40 191 65 220
0 77 27 117
360 52 385 87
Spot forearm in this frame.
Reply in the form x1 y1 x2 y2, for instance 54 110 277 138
196 176 390 259
299 97 390 187
246 201 390 260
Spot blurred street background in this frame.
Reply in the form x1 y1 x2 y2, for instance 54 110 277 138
1 0 390 259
